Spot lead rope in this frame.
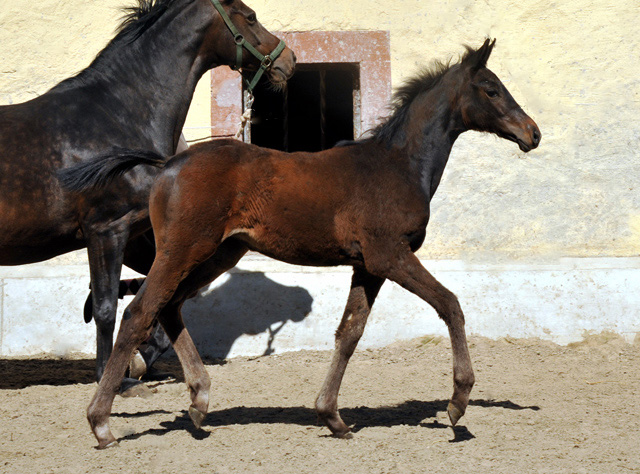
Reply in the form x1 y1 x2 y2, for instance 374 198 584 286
235 91 255 140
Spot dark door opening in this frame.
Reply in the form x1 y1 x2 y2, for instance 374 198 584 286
248 63 360 152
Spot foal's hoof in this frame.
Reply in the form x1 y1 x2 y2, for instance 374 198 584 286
447 402 465 426
97 440 120 450
92 423 118 450
189 406 207 429
322 417 352 438
128 350 147 380
333 429 353 439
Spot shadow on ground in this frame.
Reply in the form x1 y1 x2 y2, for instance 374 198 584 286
117 398 540 444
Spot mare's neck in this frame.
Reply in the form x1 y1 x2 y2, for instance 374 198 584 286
59 1 214 155
401 83 465 199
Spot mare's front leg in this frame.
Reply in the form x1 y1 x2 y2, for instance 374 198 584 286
375 249 474 426
86 229 134 389
316 268 385 437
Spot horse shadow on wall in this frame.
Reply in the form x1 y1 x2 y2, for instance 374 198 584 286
179 270 314 359
0 270 313 389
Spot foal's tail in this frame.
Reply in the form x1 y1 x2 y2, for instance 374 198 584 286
57 148 166 192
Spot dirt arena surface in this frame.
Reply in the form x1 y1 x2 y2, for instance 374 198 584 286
1 333 639 473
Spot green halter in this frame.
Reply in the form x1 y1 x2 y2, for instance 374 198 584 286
210 0 287 93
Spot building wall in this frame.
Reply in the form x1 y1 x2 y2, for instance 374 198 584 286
0 0 639 355
2 0 638 260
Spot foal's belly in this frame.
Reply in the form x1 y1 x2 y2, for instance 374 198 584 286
226 227 349 268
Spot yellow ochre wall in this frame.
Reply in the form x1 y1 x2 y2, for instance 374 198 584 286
1 0 639 261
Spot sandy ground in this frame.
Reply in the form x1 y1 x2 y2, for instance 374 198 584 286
1 333 639 474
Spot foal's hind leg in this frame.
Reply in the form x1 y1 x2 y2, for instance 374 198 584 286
316 268 384 437
87 289 163 449
155 303 210 428
123 232 168 380
156 239 249 428
87 237 224 448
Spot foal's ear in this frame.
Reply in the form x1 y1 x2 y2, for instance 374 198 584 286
463 38 496 71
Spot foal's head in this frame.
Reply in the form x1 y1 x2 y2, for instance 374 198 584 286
456 39 540 151
198 0 296 86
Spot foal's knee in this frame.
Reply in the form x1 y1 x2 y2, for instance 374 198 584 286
437 292 465 326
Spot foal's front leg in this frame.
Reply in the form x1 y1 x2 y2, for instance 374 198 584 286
381 250 474 426
316 268 384 436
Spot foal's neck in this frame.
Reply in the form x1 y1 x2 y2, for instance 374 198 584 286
402 83 464 200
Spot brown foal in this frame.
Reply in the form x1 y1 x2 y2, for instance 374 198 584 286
82 39 541 448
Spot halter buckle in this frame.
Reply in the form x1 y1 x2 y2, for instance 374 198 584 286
234 34 245 45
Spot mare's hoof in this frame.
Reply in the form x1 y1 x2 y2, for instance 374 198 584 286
189 406 206 429
447 402 464 426
128 350 147 380
141 367 174 382
120 382 155 399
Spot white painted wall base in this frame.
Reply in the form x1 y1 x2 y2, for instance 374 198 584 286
1 256 639 358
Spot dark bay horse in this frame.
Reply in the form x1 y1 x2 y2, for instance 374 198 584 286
73 39 540 448
0 0 295 388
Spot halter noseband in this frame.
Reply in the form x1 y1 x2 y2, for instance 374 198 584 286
210 0 286 93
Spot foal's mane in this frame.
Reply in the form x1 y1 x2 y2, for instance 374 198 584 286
371 59 452 145
371 42 493 146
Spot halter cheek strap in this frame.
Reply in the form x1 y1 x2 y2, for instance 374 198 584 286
210 0 286 93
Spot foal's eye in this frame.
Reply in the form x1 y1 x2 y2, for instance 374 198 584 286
486 89 499 98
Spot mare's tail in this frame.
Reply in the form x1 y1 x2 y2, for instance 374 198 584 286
57 147 166 192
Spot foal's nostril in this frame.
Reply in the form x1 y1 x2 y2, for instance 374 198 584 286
532 128 541 146
527 122 541 147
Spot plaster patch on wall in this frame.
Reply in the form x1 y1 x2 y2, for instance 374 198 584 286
211 30 391 139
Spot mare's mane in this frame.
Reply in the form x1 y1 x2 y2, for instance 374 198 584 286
117 0 177 43
49 0 183 93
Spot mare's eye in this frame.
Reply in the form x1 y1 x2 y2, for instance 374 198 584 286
486 89 499 98
247 13 257 23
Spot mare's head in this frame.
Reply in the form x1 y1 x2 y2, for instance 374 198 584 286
197 0 296 87
455 39 540 151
